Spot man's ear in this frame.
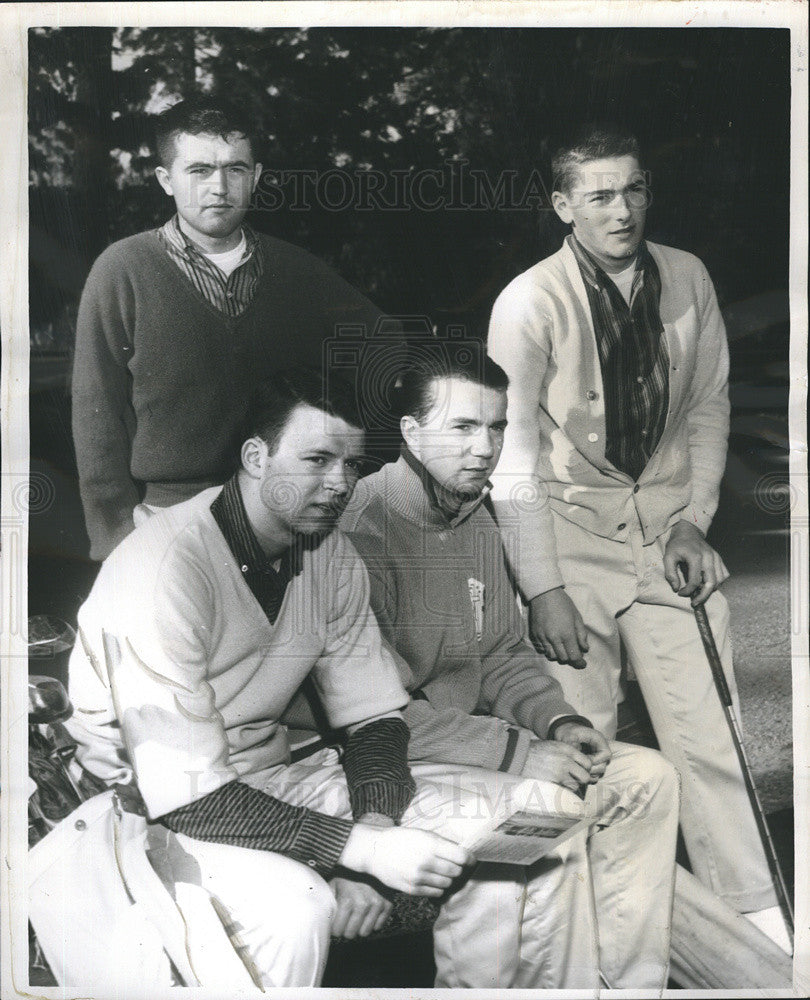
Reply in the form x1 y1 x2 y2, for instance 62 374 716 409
241 437 266 479
155 165 174 198
551 190 573 225
400 415 420 456
251 163 263 193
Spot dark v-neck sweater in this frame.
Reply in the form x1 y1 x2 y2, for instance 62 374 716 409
72 230 383 559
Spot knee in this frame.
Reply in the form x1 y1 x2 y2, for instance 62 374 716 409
277 869 336 934
628 747 680 820
604 744 680 821
246 864 336 986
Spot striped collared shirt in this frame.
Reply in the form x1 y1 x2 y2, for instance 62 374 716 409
157 215 264 318
568 234 669 481
211 474 296 625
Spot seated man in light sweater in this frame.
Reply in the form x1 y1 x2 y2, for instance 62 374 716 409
65 367 609 990
337 348 681 989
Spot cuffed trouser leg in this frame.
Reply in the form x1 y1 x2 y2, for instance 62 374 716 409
163 832 335 988
580 741 679 988
546 512 779 914
620 583 777 912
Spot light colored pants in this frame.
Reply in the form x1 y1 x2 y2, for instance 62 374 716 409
545 509 777 913
160 748 677 989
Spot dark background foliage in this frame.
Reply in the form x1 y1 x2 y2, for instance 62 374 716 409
29 26 789 339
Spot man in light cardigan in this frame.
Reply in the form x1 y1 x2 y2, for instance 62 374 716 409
487 123 789 951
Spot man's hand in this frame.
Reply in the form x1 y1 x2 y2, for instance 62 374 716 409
521 739 595 791
528 587 589 668
329 875 393 939
553 722 612 781
663 521 729 606
339 825 471 897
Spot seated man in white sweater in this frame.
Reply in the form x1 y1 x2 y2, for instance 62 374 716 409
65 367 615 990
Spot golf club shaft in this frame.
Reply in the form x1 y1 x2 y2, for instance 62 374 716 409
693 603 794 934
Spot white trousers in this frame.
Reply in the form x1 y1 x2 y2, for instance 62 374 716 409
544 510 777 913
159 745 677 989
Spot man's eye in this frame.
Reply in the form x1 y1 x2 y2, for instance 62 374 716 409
305 456 327 466
345 459 364 474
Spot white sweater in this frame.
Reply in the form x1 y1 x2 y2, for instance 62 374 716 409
67 487 409 819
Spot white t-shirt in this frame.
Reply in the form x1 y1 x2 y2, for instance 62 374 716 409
609 260 637 305
203 231 247 277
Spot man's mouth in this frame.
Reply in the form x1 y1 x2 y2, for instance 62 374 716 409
311 502 343 517
611 226 636 237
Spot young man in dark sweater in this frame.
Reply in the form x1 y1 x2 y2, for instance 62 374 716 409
72 97 384 560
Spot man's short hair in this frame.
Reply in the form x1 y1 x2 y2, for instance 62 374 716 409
154 96 261 167
239 367 364 457
551 124 642 195
398 343 509 423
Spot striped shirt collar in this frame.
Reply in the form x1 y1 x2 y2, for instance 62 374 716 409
211 474 279 574
157 215 265 318
567 233 654 297
161 213 260 264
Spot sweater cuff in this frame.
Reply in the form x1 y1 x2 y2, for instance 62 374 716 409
288 810 355 877
349 778 417 823
343 717 416 822
490 497 564 601
499 726 533 774
547 715 593 741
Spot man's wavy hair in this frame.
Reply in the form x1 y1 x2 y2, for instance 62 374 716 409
396 342 509 424
551 124 642 195
154 96 261 167
237 367 363 459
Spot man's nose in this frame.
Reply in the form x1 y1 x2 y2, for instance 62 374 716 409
470 428 496 458
613 192 632 217
324 462 350 495
209 168 228 194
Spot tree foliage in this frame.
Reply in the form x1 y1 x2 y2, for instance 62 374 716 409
29 26 790 343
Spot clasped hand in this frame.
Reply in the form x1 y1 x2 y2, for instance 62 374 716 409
522 722 611 792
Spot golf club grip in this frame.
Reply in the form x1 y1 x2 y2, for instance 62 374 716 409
694 604 733 707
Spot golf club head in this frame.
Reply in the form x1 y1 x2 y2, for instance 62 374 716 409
28 675 73 725
28 615 77 658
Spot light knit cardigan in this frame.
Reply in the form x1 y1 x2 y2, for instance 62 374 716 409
488 239 730 599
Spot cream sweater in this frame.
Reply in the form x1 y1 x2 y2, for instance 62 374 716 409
67 487 409 819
